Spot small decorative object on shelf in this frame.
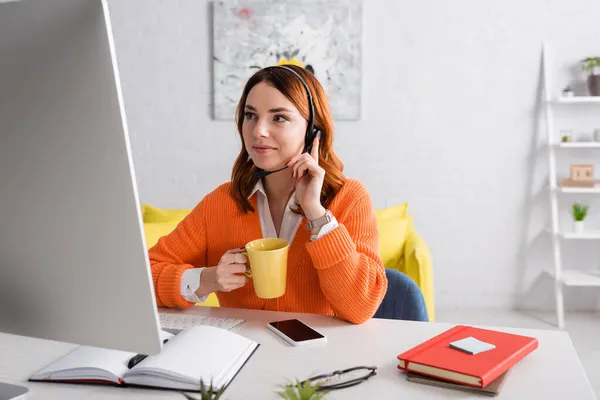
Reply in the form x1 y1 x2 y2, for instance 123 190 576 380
560 128 572 142
577 132 593 142
560 164 600 188
570 202 589 233
561 85 575 97
594 128 600 142
581 56 600 96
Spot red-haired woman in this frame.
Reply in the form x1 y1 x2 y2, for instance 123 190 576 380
149 65 387 324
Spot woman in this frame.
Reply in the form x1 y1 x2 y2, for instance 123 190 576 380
149 65 387 324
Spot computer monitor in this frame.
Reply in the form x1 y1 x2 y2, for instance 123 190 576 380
0 0 163 356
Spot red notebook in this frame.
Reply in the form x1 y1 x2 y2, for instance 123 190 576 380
397 325 538 388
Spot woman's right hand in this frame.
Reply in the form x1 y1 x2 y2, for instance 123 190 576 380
200 248 249 294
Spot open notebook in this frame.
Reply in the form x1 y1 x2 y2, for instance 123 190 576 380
30 325 259 392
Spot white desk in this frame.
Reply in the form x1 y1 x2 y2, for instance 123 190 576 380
0 306 595 399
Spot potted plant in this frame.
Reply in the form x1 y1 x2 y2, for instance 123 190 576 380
276 379 329 400
581 57 600 96
181 380 225 400
570 202 589 233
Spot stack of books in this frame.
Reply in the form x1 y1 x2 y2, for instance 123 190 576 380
397 325 538 396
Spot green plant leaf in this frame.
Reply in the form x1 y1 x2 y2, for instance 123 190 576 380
285 385 299 400
571 203 589 221
276 378 329 400
190 379 225 400
581 57 600 72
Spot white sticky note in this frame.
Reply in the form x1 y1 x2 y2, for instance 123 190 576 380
449 336 495 355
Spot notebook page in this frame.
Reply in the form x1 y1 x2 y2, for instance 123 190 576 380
31 330 174 383
30 346 135 383
125 325 257 387
215 340 259 388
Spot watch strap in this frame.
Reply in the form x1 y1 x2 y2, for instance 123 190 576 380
306 210 332 231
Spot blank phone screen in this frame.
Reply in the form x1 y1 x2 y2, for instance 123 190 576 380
269 319 324 342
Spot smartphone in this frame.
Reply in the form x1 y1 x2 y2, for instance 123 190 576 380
267 319 327 347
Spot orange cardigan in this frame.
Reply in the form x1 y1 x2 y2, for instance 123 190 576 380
149 179 387 324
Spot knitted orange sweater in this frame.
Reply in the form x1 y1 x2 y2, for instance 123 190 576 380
149 179 387 324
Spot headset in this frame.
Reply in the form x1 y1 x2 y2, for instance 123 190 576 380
252 65 321 179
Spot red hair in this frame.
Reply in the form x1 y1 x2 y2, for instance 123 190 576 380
230 65 346 214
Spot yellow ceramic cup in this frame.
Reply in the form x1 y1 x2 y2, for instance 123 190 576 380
243 238 289 299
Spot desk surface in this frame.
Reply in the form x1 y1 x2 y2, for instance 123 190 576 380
0 306 595 399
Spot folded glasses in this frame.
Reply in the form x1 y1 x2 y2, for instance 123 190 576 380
301 365 377 391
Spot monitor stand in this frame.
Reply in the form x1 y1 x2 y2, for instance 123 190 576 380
0 382 28 400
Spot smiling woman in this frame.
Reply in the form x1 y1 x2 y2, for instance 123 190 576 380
231 65 344 215
148 65 388 325
241 84 312 182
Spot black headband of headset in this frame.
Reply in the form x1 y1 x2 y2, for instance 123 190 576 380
271 65 317 152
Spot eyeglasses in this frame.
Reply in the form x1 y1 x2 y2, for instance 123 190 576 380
302 365 377 391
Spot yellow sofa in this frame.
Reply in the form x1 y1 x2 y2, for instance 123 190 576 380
142 202 435 321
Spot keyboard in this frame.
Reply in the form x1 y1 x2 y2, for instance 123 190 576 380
158 313 245 333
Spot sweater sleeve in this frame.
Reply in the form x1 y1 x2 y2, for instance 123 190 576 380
305 189 387 324
148 199 208 309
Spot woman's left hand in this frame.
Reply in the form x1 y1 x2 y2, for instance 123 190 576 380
287 135 326 219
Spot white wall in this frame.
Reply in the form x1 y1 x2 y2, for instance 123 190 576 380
106 0 600 311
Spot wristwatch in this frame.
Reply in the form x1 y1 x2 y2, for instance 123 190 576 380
306 209 333 231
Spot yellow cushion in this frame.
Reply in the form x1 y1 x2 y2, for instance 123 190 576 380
142 206 219 307
374 203 411 268
403 225 435 321
142 204 191 223
143 221 180 248
199 293 220 307
374 203 408 219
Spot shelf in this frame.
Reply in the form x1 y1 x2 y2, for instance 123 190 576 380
551 96 600 104
545 269 600 287
557 187 600 194
555 142 600 148
546 228 600 239
557 231 600 239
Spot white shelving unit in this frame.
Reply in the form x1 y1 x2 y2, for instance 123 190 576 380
542 41 600 329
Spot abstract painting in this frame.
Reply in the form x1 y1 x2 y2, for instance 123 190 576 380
212 0 362 120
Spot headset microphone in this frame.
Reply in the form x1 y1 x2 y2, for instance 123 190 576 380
252 165 288 179
252 65 320 179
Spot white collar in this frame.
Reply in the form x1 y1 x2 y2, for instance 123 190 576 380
248 179 297 205
248 179 266 199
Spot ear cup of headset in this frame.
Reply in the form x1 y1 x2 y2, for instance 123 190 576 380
304 128 320 153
